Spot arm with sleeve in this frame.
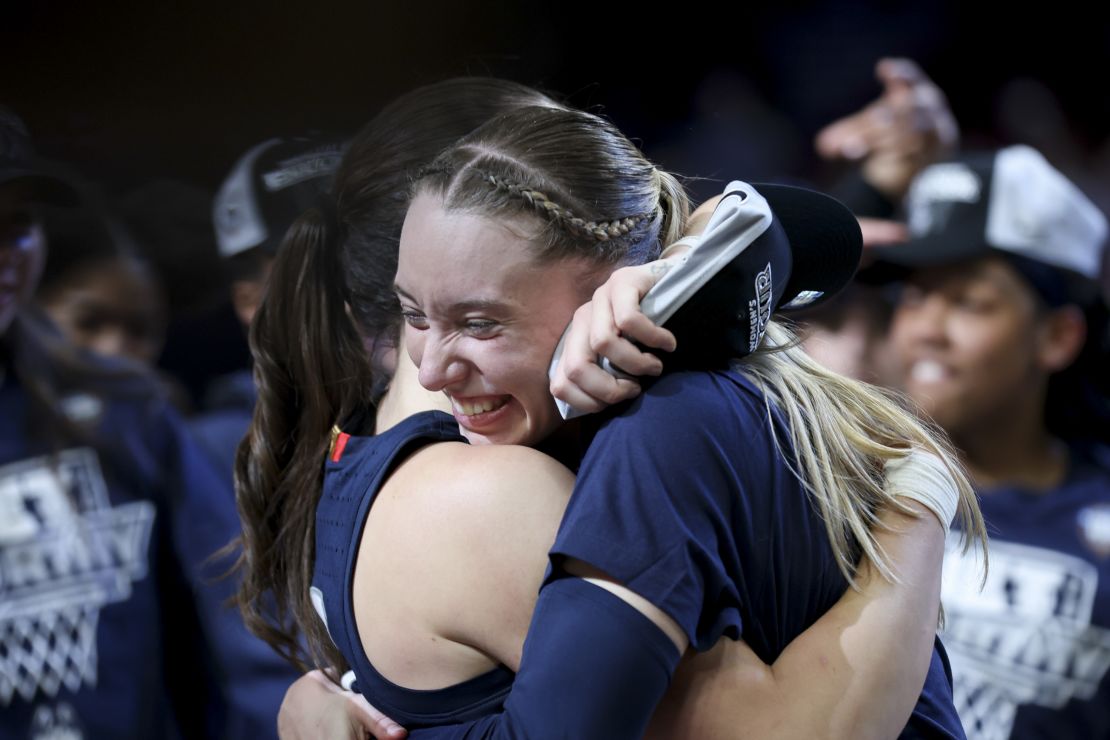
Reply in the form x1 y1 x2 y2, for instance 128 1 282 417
405 577 680 739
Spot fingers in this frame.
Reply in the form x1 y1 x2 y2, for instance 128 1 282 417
605 265 678 352
815 110 876 161
350 694 407 739
550 370 642 415
876 57 958 149
549 259 685 414
588 288 664 378
818 57 957 168
857 217 910 249
550 302 642 414
876 57 927 90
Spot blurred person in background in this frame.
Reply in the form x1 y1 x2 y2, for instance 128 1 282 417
869 145 1110 740
35 205 167 368
191 135 344 479
119 178 243 410
1 107 237 739
177 136 348 738
805 62 1110 737
801 57 957 384
30 203 201 415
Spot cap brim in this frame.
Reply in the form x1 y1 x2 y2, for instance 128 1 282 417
753 183 862 311
0 163 80 206
868 231 992 270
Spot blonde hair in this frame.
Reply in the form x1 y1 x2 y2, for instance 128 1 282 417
740 320 987 585
414 106 689 269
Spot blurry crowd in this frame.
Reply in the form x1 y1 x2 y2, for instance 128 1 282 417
2 57 1108 739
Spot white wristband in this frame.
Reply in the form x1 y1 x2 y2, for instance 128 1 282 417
884 451 960 533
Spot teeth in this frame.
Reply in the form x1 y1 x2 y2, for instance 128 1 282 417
453 398 506 416
910 360 948 384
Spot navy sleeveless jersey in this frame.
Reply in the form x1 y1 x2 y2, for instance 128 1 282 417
549 369 965 738
940 445 1110 739
312 410 515 728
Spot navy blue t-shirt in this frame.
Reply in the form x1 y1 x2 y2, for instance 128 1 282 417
940 445 1110 739
0 365 283 740
551 369 964 737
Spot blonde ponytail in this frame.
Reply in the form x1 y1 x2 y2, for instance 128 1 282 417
739 320 987 585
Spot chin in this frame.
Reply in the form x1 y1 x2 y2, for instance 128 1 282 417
461 427 524 447
916 399 964 435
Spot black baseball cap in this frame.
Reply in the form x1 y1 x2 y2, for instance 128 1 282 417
551 180 862 417
644 180 863 371
213 135 346 258
868 146 1107 303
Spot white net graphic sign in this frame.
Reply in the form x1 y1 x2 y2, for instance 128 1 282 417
941 536 1110 740
0 450 154 705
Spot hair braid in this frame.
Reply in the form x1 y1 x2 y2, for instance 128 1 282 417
476 170 652 242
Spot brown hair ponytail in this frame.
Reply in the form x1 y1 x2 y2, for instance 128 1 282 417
234 205 374 672
231 77 564 672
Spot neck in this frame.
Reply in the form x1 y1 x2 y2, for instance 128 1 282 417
375 344 452 434
953 396 1066 491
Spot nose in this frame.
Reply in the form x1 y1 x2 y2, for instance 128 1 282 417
415 331 469 392
893 288 949 349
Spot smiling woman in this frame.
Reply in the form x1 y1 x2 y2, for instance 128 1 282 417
395 195 606 445
392 105 685 452
890 256 1058 447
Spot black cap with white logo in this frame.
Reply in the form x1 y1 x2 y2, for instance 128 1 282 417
651 181 863 372
552 180 862 418
213 135 346 258
870 146 1107 283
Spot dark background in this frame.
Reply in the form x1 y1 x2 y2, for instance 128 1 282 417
6 1 1109 191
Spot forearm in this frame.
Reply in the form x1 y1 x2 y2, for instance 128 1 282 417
409 577 681 740
650 502 943 740
767 502 943 738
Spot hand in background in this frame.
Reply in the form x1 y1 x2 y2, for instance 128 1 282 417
816 58 958 202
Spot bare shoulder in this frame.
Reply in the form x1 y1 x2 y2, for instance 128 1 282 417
364 442 574 669
384 442 574 532
369 442 574 584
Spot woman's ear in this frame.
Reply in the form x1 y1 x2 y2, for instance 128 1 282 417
1035 304 1087 373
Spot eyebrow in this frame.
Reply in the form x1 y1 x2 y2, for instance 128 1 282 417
393 284 517 314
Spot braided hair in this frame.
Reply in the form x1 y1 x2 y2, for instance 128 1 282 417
413 106 688 269
476 170 654 243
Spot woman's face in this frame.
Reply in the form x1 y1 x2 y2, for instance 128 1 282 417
888 255 1048 438
37 257 167 366
395 193 599 447
0 185 46 336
